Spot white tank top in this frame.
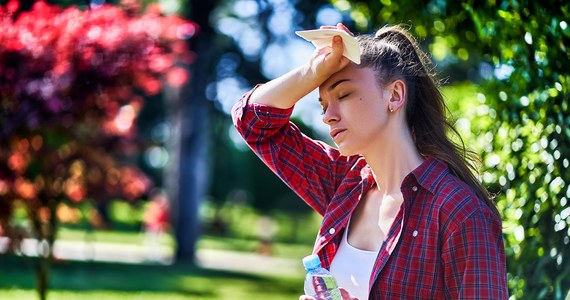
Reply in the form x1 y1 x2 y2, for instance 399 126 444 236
329 220 378 300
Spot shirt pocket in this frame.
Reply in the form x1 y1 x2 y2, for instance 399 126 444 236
390 226 443 297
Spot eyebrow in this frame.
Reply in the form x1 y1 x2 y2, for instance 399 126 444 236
328 79 350 92
318 79 351 103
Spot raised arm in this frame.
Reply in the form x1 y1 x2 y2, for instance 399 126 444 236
232 24 358 215
250 24 351 108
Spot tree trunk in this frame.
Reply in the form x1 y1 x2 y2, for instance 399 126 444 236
31 201 56 300
36 254 49 300
167 0 218 263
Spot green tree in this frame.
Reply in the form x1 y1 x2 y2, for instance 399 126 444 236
332 0 569 298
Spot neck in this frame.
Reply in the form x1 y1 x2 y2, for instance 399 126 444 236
363 123 424 195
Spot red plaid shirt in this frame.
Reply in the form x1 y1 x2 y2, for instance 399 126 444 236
232 89 508 299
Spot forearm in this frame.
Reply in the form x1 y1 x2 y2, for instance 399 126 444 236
250 64 322 109
232 92 354 215
251 34 349 108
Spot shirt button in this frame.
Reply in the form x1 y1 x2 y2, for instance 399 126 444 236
328 228 336 235
412 186 418 192
413 230 418 237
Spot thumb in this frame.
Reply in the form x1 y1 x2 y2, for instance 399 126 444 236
331 35 344 55
339 287 359 300
326 35 349 69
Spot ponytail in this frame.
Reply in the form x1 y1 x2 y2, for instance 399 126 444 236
357 26 499 216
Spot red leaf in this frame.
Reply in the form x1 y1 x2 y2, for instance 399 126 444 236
6 0 19 14
166 66 189 87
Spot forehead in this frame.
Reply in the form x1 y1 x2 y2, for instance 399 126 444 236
319 64 377 93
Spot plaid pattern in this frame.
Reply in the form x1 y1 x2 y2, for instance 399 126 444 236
232 89 508 299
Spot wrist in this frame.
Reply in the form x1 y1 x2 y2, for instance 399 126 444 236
298 63 326 89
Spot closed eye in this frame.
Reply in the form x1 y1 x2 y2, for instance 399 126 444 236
337 89 353 100
318 97 327 115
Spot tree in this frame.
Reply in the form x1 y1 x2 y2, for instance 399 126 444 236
0 1 196 299
331 0 570 298
160 0 221 263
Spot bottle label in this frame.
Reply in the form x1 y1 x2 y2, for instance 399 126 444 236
329 289 342 300
312 275 341 300
322 276 338 290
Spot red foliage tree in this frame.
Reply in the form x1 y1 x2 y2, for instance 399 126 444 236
0 1 196 299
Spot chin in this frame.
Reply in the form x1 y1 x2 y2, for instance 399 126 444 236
336 140 365 157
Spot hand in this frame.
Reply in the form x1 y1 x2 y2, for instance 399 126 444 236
303 23 352 85
299 287 359 300
248 23 353 108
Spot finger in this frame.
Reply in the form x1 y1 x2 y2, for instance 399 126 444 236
339 287 359 300
336 23 355 36
299 295 316 300
320 25 337 29
330 35 344 56
325 36 350 69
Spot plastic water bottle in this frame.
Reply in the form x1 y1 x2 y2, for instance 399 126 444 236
302 254 341 300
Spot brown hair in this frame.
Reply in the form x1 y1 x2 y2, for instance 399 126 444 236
356 25 499 215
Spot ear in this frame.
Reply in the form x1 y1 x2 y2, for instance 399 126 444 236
387 80 406 113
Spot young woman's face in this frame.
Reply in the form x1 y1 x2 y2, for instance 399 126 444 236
318 64 391 156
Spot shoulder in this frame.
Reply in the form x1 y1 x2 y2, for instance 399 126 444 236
433 173 501 234
411 157 502 240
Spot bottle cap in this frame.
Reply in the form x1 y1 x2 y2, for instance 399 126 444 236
302 254 322 270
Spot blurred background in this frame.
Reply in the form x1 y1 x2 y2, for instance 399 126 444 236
0 0 568 299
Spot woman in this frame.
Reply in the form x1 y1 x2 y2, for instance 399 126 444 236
232 23 507 299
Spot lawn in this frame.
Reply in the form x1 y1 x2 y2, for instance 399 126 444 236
55 227 313 260
2 200 313 299
1 225 311 299
0 255 305 300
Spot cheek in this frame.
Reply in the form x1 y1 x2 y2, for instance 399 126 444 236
355 98 385 120
355 102 389 138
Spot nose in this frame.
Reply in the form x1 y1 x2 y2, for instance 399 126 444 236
322 105 339 125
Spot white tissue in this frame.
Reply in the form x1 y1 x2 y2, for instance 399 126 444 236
295 29 361 64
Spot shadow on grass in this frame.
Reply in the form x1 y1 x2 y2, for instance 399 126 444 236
0 254 302 298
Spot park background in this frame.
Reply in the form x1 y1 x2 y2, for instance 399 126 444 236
0 0 568 299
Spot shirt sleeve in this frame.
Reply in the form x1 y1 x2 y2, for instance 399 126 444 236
441 210 508 299
231 87 356 216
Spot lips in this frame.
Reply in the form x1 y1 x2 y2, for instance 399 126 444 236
330 128 346 140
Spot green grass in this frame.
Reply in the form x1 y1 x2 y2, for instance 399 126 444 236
5 199 315 299
58 227 145 244
57 227 176 247
56 227 313 260
2 226 311 300
196 235 312 260
0 255 304 300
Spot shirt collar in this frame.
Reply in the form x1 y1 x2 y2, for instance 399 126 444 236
410 156 450 194
360 156 450 194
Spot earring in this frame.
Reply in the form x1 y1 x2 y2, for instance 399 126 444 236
389 106 394 112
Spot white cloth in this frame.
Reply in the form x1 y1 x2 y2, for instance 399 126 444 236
329 221 378 300
295 29 361 64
